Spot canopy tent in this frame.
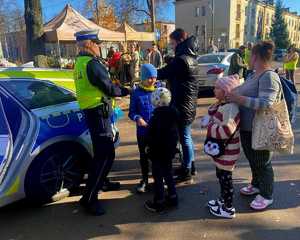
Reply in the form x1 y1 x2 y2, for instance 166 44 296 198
117 23 155 42
44 4 125 42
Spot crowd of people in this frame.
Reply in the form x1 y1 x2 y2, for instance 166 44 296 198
73 28 295 219
212 40 299 85
105 43 163 87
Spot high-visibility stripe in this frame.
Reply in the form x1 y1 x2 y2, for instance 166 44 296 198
0 70 74 79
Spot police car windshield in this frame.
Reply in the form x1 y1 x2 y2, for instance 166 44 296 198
0 80 76 109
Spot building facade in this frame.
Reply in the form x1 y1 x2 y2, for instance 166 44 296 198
175 0 300 51
134 21 176 50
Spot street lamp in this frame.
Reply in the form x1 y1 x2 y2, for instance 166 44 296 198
208 0 215 42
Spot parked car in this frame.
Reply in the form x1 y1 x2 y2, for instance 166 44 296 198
0 78 120 207
273 49 287 62
197 52 234 91
227 48 240 54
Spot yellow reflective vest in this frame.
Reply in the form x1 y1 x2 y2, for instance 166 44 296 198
74 56 104 110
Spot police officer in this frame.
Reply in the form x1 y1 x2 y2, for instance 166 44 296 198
74 30 129 215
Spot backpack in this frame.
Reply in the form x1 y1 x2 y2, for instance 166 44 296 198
279 76 298 124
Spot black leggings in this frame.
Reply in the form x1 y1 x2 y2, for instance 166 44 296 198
152 158 177 203
137 135 149 183
216 168 233 208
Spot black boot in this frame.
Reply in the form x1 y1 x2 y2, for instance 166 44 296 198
174 167 192 183
191 161 197 176
166 195 178 208
80 198 105 216
102 178 121 192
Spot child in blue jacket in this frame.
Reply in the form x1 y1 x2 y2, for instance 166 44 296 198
129 64 157 193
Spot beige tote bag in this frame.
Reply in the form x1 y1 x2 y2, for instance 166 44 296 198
252 97 294 154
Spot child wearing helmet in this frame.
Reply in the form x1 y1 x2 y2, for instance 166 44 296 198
201 75 241 219
144 87 179 213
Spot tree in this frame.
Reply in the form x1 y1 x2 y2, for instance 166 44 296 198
24 0 44 60
0 0 25 33
110 0 171 31
270 0 290 49
84 0 119 30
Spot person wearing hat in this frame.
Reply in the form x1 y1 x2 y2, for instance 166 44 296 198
74 29 130 215
128 64 157 193
201 75 241 219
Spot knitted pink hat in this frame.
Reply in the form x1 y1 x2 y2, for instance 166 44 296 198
215 74 240 93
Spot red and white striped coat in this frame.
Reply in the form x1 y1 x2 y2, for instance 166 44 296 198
207 102 241 171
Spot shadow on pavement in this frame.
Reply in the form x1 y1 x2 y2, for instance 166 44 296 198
239 227 300 240
0 178 299 239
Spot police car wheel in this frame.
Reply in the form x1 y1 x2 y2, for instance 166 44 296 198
25 143 87 205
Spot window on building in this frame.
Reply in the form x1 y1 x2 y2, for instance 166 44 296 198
195 25 200 36
202 6 206 16
236 4 241 20
201 25 206 35
236 23 240 38
195 7 200 17
251 8 256 19
251 25 255 36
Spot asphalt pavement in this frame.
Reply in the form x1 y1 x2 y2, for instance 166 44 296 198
0 69 300 240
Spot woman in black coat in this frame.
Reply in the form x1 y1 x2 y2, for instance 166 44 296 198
157 29 200 182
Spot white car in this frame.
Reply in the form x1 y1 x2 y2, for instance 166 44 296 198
197 52 234 90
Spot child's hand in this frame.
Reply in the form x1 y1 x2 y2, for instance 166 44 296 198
200 115 211 128
137 118 148 127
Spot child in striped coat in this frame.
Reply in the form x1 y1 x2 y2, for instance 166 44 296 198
201 75 241 219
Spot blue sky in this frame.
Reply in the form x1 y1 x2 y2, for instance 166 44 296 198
16 0 300 22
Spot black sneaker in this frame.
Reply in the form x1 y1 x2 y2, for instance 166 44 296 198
174 168 192 183
166 195 178 208
79 197 89 207
80 199 106 216
173 167 182 176
144 200 165 213
191 162 197 176
207 198 224 208
102 179 121 192
136 180 149 193
209 204 236 219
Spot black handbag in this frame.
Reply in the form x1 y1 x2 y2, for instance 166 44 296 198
204 130 237 158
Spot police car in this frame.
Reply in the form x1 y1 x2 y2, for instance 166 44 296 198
0 77 120 207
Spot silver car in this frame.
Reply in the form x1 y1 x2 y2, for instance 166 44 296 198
197 52 234 89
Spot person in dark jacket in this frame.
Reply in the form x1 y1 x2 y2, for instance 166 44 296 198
144 87 179 213
157 29 200 182
149 44 163 68
228 46 248 79
129 64 157 193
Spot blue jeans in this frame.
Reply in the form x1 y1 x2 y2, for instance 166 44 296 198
179 124 195 169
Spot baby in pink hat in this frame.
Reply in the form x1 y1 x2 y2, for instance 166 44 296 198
201 75 241 219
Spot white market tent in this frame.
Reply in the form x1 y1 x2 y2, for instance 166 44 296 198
43 4 125 42
117 22 155 42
